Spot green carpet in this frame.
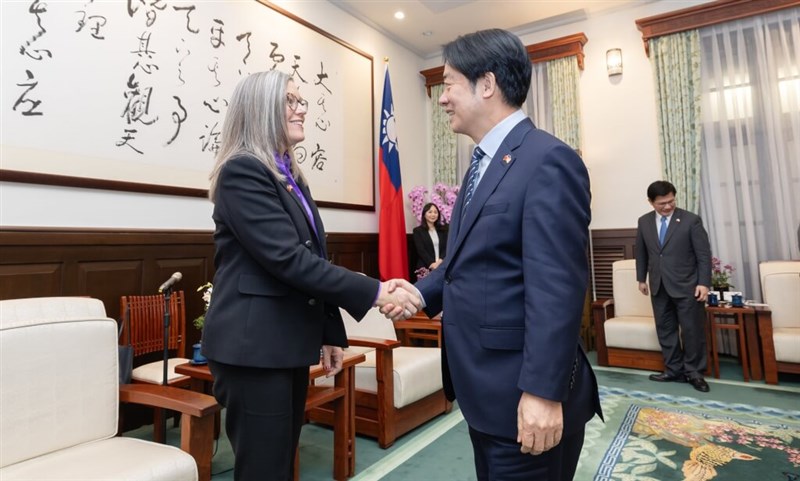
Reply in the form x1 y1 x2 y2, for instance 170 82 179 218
585 386 800 481
125 358 800 480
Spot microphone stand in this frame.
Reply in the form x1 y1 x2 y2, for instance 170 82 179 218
160 286 172 442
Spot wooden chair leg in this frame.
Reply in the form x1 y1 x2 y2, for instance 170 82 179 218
153 407 166 443
709 319 721 379
737 321 750 382
180 412 215 481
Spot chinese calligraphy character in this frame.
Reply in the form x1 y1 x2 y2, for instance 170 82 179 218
172 4 198 34
315 96 330 131
116 128 143 154
268 42 284 70
13 70 43 116
208 57 220 87
202 97 227 114
310 143 327 171
75 11 108 40
121 73 158 125
210 19 224 48
314 62 332 94
290 54 307 83
236 31 252 75
175 38 190 85
20 0 52 61
200 122 221 153
166 96 187 145
132 31 159 74
128 0 166 27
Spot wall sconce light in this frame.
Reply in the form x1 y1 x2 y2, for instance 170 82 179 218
606 48 623 76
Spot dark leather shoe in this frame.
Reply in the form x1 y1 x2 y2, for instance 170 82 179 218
688 377 710 392
648 372 687 383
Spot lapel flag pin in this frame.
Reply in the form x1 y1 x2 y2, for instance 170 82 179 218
287 185 294 193
502 154 511 164
675 218 680 223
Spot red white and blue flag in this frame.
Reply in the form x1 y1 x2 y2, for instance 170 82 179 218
378 66 409 281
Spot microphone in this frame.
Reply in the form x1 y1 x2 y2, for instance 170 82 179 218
158 272 183 293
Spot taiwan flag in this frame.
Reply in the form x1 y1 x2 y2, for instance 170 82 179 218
378 66 409 281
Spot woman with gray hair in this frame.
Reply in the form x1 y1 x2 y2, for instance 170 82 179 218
203 70 418 480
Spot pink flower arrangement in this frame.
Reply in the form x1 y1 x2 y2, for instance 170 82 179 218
408 183 460 225
711 257 735 288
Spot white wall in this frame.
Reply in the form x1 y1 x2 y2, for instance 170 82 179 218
0 0 432 233
422 0 708 229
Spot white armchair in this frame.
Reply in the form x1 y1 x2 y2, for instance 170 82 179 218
309 308 452 448
593 259 665 371
759 261 800 382
0 297 220 481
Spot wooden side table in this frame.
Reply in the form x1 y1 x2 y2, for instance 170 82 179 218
705 305 752 381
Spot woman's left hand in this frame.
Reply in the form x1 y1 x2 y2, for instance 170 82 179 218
321 345 344 377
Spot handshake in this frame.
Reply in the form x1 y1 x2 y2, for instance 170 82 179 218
375 279 422 321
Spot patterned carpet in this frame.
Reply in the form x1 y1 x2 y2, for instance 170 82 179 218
580 386 800 481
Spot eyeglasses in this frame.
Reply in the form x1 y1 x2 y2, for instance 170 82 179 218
653 198 676 208
286 93 308 112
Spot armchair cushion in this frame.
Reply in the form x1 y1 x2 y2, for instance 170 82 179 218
132 357 192 384
353 347 443 408
1 438 195 481
612 260 654 318
761 267 800 364
605 260 659 350
0 297 199 481
604 316 661 351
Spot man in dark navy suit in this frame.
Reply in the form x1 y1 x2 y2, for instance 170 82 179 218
391 29 602 481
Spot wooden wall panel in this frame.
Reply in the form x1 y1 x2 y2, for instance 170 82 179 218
0 229 381 351
590 228 637 300
0 263 63 299
0 227 638 342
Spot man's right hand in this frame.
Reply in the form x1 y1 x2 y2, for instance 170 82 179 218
638 282 649 295
375 279 421 320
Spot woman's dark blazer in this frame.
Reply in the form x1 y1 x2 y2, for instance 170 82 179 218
412 225 448 269
201 154 379 369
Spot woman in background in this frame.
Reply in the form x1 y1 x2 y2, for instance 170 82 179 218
412 202 448 272
203 70 417 480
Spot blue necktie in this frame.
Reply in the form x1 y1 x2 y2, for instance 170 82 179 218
462 146 485 213
659 215 668 246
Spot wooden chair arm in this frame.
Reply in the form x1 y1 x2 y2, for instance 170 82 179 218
591 298 613 310
119 384 220 481
592 298 615 367
119 384 220 418
347 336 401 350
393 319 442 331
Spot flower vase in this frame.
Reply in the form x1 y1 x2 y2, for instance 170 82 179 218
191 342 208 365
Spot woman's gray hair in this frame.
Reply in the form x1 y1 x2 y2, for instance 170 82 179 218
208 70 305 202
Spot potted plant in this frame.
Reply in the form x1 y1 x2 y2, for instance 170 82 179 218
191 282 212 364
711 257 735 294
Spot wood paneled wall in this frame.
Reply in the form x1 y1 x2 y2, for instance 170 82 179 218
0 228 380 354
0 227 637 350
590 228 638 300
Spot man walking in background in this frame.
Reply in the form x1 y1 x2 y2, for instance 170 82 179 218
635 180 712 393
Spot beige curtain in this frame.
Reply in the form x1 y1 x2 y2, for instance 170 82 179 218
649 30 702 212
546 56 581 150
430 84 458 185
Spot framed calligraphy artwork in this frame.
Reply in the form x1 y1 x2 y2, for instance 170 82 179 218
1 0 375 210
